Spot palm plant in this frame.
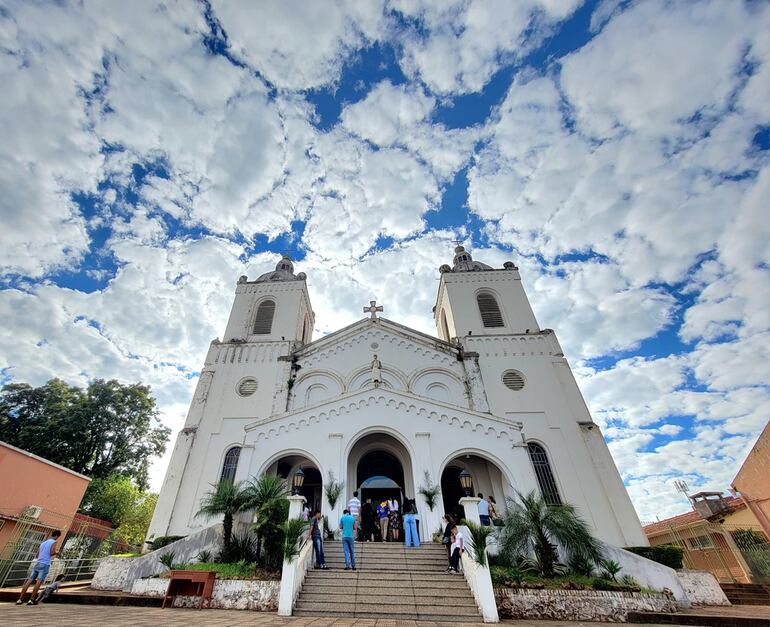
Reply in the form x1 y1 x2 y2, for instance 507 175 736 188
245 474 289 566
463 520 496 567
324 471 344 510
499 490 602 578
196 479 250 556
600 558 622 582
418 470 441 511
283 517 309 563
158 551 176 570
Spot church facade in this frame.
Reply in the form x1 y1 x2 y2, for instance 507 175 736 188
148 247 647 548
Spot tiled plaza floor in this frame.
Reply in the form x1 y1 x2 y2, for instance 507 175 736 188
0 603 688 627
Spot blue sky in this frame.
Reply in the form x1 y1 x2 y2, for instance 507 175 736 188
1 0 768 520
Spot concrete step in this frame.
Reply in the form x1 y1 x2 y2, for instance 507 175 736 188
293 608 481 622
302 580 472 592
295 600 481 616
304 570 464 581
627 611 770 627
298 592 477 605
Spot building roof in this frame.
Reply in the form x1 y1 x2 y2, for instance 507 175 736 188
0 440 91 481
643 495 741 536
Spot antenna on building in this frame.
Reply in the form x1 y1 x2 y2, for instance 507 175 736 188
673 479 692 509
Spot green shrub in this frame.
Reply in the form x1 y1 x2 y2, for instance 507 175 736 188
110 552 142 558
151 535 186 550
625 544 683 570
180 562 280 580
158 552 176 569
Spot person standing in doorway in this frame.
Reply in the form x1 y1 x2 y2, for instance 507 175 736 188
347 490 361 541
339 508 357 570
403 499 420 547
361 497 376 542
16 530 61 605
448 524 464 573
477 493 491 526
308 510 328 569
377 500 390 541
388 498 401 541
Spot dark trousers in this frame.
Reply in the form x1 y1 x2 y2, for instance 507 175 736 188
312 535 325 566
450 547 461 571
480 514 491 526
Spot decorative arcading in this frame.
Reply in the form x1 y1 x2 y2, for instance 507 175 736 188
213 342 287 365
464 334 554 357
251 392 521 443
302 328 457 369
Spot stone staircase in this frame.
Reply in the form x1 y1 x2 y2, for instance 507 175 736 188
294 541 482 621
720 583 770 605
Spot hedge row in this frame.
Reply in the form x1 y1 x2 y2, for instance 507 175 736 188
150 535 186 551
625 544 684 570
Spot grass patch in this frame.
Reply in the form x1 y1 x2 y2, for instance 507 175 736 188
160 562 280 580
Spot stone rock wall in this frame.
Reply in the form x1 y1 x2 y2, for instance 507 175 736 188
495 587 677 622
676 571 730 606
131 577 279 611
92 556 135 590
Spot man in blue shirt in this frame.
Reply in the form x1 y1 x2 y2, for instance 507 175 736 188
339 509 357 570
478 493 491 526
17 529 61 605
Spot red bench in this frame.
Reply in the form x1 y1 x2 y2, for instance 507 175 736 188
162 570 216 609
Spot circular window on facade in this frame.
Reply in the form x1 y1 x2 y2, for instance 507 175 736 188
502 369 525 391
237 378 258 397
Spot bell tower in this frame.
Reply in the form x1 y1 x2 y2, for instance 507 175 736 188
223 255 314 345
434 245 539 341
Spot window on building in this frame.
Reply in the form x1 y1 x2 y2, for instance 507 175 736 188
440 309 450 341
688 534 715 550
253 300 276 335
477 292 504 328
220 446 241 483
527 442 562 505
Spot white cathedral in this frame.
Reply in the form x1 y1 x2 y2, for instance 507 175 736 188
148 246 647 548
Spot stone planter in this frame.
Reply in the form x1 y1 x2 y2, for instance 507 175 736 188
92 556 136 591
131 577 280 611
495 587 678 622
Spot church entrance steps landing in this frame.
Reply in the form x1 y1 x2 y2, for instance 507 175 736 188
294 541 481 621
720 584 770 605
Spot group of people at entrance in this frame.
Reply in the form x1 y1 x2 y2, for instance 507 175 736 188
351 491 420 545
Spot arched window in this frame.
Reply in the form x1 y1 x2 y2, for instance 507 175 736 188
440 309 450 341
253 299 276 335
477 292 504 328
220 446 241 483
527 442 562 505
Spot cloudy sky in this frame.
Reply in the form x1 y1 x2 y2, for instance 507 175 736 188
1 0 768 522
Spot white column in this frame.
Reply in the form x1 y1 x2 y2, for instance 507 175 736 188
277 494 308 616
287 494 306 519
459 496 481 525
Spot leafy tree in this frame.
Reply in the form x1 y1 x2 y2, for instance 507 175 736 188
245 474 289 568
196 480 250 555
499 490 602 578
0 378 169 488
114 492 158 547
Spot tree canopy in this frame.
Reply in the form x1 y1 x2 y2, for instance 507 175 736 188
0 378 170 489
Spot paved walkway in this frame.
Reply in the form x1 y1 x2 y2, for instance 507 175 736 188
0 603 681 627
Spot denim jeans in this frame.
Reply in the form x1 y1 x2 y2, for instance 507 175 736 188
342 536 356 568
312 535 325 566
403 513 420 547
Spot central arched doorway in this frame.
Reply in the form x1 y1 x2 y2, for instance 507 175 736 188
356 449 405 504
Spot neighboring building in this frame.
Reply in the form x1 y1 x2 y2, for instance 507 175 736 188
732 420 770 536
0 441 91 565
148 246 648 549
644 491 770 583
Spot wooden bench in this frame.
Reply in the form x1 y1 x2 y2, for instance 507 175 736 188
162 570 216 609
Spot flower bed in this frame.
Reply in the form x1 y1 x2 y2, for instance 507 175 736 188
156 562 280 581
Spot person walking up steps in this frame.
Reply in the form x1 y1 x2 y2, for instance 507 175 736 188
339 508 357 570
388 498 401 541
403 499 420 547
361 497 376 542
347 490 361 541
309 510 328 569
377 500 390 541
16 530 61 605
448 524 464 573
477 493 491 526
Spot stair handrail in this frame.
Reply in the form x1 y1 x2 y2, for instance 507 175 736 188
457 524 499 623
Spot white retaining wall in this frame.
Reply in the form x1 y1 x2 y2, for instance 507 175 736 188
131 577 279 610
92 556 135 591
495 588 677 622
676 571 730 606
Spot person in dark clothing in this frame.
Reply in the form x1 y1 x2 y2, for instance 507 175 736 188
361 497 377 542
441 514 455 559
308 510 328 569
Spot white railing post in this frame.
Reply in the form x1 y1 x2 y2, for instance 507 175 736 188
277 495 307 616
457 511 499 623
459 496 482 525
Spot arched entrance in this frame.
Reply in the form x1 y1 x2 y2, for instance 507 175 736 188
264 454 322 513
356 450 404 504
441 453 509 523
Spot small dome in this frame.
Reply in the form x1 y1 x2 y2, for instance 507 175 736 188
255 254 302 283
451 245 492 272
